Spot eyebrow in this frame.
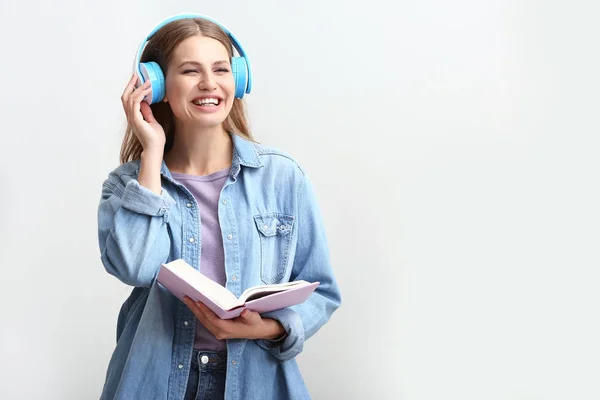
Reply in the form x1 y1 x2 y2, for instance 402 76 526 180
177 60 230 68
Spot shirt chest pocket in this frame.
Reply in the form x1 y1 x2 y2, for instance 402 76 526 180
254 213 295 284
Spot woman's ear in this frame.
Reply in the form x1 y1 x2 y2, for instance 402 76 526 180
163 95 169 103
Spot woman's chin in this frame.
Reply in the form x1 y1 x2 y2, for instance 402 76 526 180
188 115 227 130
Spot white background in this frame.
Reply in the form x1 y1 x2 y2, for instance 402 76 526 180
1 0 599 399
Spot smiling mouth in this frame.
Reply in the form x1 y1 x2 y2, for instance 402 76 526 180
191 97 221 107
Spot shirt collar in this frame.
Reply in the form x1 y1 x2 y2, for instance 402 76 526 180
231 133 263 169
159 133 263 180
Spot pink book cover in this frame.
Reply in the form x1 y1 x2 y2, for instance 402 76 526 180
157 260 319 319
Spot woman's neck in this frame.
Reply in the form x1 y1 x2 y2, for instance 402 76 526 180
164 124 233 176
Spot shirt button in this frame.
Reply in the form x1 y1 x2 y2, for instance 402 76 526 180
231 360 237 365
184 321 189 326
186 203 192 208
222 199 227 205
227 234 233 240
232 275 237 281
201 355 209 364
178 364 183 369
189 237 195 243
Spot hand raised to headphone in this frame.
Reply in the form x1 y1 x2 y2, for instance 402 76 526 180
121 73 166 152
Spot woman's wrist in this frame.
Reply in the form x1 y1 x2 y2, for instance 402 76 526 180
139 149 164 195
259 318 286 340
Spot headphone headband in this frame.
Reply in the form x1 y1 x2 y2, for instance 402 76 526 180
133 13 252 95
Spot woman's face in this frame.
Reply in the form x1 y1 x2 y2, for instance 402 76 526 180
165 35 235 130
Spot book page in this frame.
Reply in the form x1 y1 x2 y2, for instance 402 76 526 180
164 260 242 310
238 280 309 303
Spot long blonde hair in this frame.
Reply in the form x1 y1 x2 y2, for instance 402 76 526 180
120 18 254 164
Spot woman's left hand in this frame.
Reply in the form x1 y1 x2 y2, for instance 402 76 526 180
182 297 285 340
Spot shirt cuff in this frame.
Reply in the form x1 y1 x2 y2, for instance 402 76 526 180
120 179 176 217
255 308 304 360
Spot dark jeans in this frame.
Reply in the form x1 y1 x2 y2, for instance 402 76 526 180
184 350 227 400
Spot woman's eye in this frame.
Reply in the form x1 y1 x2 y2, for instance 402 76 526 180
183 69 198 74
216 68 230 73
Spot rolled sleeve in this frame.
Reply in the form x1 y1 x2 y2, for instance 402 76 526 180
121 179 176 217
255 308 305 360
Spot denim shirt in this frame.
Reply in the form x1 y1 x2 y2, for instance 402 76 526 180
97 133 342 400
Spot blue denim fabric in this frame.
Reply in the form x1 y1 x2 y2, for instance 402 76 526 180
97 133 342 400
184 351 227 400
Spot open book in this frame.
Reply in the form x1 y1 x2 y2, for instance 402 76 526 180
157 259 319 319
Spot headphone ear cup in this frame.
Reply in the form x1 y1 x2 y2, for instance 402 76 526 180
231 56 247 99
139 61 165 104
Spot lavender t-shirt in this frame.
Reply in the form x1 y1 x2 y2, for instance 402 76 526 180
171 167 230 351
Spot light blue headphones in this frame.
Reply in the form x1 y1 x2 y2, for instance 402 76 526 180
133 13 253 104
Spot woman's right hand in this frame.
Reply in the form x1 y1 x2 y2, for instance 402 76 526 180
121 73 166 152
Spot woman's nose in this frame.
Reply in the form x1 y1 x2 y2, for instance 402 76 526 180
198 73 216 90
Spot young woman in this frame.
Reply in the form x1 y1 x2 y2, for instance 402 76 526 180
97 14 341 400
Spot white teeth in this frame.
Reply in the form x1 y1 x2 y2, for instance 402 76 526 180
193 98 220 106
